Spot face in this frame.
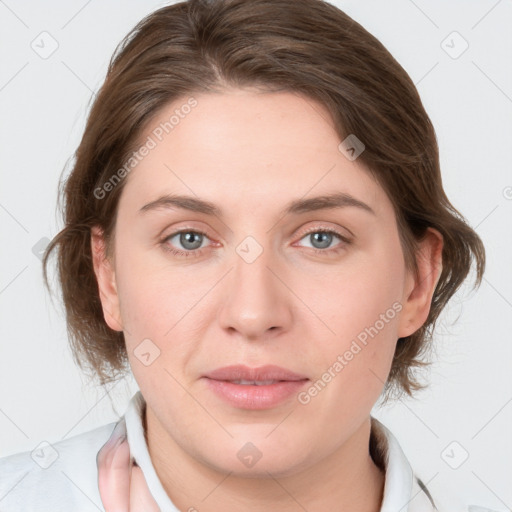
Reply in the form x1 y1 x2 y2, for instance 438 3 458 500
93 88 441 478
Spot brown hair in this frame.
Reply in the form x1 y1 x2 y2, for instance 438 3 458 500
43 0 485 401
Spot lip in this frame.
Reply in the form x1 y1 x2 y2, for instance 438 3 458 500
202 365 309 410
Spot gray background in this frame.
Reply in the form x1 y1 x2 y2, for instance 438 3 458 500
1 1 511 510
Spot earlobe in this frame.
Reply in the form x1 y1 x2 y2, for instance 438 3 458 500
91 226 123 332
397 228 444 339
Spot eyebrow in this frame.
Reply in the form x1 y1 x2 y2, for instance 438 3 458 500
139 192 376 218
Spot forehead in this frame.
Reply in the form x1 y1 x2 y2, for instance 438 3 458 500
118 89 390 219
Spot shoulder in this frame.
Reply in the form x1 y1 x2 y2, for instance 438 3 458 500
0 421 117 512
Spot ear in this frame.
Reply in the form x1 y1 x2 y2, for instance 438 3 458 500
397 227 443 338
91 226 123 332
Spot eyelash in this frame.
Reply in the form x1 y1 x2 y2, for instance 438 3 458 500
161 227 351 258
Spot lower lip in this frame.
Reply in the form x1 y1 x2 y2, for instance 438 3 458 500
203 378 309 410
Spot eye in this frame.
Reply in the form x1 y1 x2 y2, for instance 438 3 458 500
295 228 351 255
160 226 351 259
161 229 211 257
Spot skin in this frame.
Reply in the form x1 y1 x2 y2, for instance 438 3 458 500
92 87 443 511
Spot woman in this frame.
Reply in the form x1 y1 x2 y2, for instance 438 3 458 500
0 0 488 510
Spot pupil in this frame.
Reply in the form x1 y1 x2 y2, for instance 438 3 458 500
312 232 331 249
181 232 202 250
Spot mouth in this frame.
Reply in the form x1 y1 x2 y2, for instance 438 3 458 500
203 364 308 382
202 365 309 410
228 379 284 386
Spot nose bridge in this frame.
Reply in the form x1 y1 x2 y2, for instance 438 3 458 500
217 234 292 338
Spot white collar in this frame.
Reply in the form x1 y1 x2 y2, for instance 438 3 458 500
123 391 436 511
124 391 177 509
370 416 437 511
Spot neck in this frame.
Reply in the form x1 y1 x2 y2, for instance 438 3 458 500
145 407 385 512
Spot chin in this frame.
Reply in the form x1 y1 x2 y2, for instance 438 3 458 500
194 432 314 479
209 454 308 479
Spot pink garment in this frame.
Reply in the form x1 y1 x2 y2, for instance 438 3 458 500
96 419 160 511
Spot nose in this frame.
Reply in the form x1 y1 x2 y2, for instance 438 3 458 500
217 241 294 341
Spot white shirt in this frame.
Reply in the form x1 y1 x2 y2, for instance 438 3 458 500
0 391 468 511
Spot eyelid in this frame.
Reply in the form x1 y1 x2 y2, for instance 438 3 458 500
160 223 215 241
161 223 350 242
295 223 352 242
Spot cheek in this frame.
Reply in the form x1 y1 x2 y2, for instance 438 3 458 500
114 253 199 398
311 242 404 344
298 285 400 436
114 246 193 336
301 239 404 399
113 246 216 383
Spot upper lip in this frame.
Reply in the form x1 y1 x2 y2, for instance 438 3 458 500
203 364 308 382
